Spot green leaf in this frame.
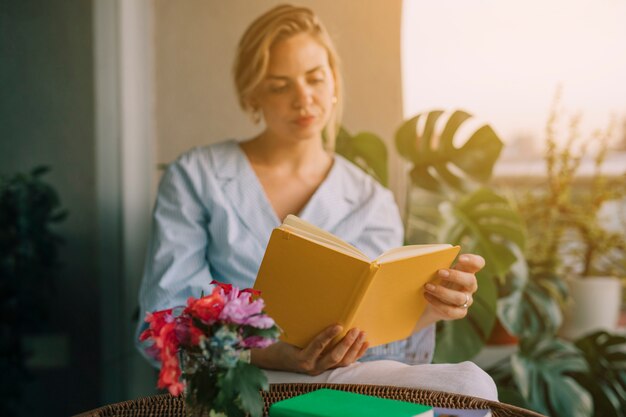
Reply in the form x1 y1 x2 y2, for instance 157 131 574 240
513 337 592 417
242 324 281 339
573 331 626 417
395 110 503 192
395 115 421 161
215 367 244 417
335 127 388 186
498 266 566 339
441 188 526 280
454 125 503 182
231 361 268 417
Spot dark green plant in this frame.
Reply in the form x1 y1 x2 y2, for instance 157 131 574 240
571 331 626 417
0 166 67 416
488 337 592 416
395 109 526 361
335 127 388 187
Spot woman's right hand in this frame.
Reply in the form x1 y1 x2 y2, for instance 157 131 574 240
250 324 369 376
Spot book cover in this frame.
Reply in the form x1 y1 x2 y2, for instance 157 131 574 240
254 215 460 347
269 388 434 417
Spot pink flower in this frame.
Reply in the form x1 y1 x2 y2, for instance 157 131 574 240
244 313 276 329
215 286 276 329
242 335 275 349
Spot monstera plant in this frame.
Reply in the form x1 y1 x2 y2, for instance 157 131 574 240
394 109 626 416
395 109 526 362
335 109 624 415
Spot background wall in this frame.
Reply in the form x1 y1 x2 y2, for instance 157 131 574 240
153 0 406 200
1 1 410 413
0 0 100 415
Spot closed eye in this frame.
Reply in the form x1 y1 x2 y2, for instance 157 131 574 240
268 83 289 93
308 77 325 85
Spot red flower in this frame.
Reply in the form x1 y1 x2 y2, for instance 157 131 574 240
184 288 225 324
140 308 174 342
158 334 184 396
242 287 261 297
211 279 233 294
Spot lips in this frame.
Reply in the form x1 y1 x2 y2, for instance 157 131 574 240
294 115 316 127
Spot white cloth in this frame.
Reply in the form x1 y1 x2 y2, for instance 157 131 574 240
264 360 499 401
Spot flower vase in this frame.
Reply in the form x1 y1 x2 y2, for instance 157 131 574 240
181 352 219 417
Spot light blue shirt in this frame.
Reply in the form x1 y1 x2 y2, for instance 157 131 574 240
136 139 435 366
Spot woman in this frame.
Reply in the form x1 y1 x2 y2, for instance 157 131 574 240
137 4 497 400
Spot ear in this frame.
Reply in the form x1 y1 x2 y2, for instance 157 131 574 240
244 90 260 110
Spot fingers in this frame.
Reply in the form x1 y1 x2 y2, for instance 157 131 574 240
424 291 471 320
436 268 478 293
452 254 485 273
297 326 369 375
301 324 343 359
423 254 482 322
425 281 472 308
317 328 362 370
329 331 368 369
252 325 370 375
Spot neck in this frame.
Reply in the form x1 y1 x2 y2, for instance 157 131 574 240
241 131 331 172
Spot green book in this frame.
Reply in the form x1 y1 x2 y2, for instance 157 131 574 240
269 389 434 417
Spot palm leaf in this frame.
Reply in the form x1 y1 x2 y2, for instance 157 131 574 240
440 188 526 281
512 337 592 417
572 331 626 417
395 110 503 192
498 267 567 340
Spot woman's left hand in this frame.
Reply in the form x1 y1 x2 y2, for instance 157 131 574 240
421 253 484 323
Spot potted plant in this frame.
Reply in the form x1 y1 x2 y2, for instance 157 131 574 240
393 106 626 416
394 109 526 361
517 100 626 340
0 166 67 416
486 98 626 416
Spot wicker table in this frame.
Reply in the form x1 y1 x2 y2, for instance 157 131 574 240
75 383 547 417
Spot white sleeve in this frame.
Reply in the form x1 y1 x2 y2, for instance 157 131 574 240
135 156 214 365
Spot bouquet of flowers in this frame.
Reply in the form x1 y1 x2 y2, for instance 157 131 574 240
139 280 281 417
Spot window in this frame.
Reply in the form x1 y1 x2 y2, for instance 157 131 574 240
401 0 626 173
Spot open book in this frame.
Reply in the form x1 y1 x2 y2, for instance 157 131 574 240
253 215 460 348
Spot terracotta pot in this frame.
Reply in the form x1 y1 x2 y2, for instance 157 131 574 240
559 276 622 340
487 318 518 346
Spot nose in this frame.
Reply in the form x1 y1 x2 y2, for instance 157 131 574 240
292 81 313 109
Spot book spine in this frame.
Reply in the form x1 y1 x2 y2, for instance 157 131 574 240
338 262 380 330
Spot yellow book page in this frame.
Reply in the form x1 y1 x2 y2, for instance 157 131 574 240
351 245 461 347
376 244 453 263
281 215 366 261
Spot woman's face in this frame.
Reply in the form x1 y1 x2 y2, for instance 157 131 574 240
252 33 336 143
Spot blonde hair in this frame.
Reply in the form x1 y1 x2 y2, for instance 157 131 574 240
233 4 343 150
